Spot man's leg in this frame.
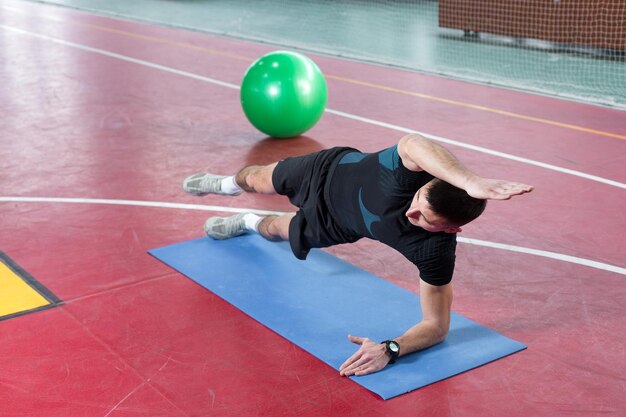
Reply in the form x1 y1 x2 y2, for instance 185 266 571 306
256 213 294 241
234 163 278 195
203 211 294 241
183 163 278 196
183 163 294 241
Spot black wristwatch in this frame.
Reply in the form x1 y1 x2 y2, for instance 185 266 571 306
381 340 400 364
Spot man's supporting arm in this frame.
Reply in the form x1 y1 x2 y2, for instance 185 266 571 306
339 279 453 377
395 280 453 355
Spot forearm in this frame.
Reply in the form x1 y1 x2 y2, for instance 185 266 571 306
338 321 448 377
399 134 478 190
393 280 452 358
399 134 534 200
394 320 449 357
339 281 452 376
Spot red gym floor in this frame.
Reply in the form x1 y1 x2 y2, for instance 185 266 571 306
0 1 625 416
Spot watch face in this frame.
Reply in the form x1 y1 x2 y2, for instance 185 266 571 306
389 342 399 353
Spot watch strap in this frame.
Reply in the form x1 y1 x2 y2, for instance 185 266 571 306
381 340 400 364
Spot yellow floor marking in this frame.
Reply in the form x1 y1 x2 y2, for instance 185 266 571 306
0 261 50 317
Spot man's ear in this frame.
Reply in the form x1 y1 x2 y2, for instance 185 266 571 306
444 226 462 234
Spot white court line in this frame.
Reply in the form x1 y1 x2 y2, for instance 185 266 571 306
0 24 624 275
0 25 240 89
0 196 283 216
326 110 626 189
456 237 626 276
1 23 625 190
1 196 624 276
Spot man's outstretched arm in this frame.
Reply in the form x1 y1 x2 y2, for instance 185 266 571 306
398 133 534 200
339 279 453 377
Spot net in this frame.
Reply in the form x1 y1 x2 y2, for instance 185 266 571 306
36 0 626 109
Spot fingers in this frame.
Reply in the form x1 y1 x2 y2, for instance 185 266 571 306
339 336 388 377
340 357 382 377
339 357 368 377
518 184 534 194
468 179 533 200
349 363 376 376
503 182 534 194
339 349 363 374
347 334 366 345
339 336 366 375
340 358 384 377
339 336 368 375
491 182 534 200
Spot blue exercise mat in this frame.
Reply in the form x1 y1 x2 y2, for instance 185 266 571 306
149 235 526 400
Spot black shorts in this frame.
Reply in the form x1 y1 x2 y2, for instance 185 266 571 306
272 147 360 260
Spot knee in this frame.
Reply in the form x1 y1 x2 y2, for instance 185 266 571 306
258 215 283 242
247 164 277 194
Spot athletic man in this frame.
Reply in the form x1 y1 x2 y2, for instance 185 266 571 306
182 133 533 376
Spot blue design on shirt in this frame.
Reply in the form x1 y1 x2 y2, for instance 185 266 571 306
339 152 366 165
358 187 380 236
377 145 398 170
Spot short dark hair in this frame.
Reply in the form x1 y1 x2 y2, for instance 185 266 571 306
425 179 487 226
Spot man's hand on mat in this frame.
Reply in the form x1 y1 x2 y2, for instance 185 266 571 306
465 177 534 200
339 335 390 377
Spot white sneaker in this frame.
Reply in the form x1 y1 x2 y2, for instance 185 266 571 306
204 213 248 240
182 173 243 196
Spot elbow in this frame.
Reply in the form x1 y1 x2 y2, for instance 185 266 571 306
432 322 450 344
400 133 428 149
398 134 430 168
435 328 449 344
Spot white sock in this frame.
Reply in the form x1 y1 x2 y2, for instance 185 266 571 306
220 176 243 195
243 213 263 232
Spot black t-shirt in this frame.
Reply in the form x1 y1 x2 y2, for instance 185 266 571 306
325 145 457 286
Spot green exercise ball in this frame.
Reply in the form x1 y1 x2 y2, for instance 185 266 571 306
240 51 327 138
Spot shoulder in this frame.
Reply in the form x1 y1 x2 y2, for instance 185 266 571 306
415 232 457 257
413 233 457 285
